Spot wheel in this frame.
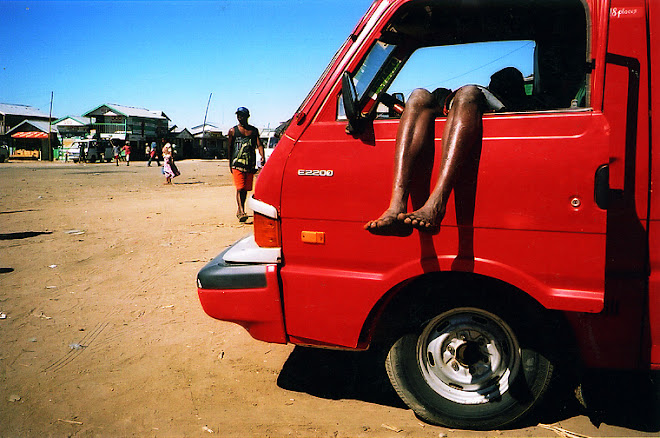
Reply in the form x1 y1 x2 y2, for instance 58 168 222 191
385 306 554 430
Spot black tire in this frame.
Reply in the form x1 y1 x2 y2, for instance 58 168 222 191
385 306 554 430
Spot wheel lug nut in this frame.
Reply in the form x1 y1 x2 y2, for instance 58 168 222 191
451 362 459 371
447 346 455 354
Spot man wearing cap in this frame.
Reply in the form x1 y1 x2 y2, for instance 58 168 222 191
227 107 265 222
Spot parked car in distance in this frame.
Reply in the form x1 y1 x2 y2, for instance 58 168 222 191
258 131 280 168
0 145 8 162
65 139 102 163
64 143 81 162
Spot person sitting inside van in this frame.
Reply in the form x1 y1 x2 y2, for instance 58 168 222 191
364 67 527 234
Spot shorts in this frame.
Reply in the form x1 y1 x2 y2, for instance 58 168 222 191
441 85 505 115
232 169 254 191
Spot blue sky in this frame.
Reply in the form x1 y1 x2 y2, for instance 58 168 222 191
1 1 534 134
1 0 373 132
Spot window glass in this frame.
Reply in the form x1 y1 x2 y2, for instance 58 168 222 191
389 41 534 100
353 41 397 100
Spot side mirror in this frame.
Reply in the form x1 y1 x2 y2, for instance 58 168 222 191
390 92 405 118
341 71 361 134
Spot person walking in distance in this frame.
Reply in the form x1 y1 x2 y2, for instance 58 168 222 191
148 140 160 167
122 142 131 166
112 141 121 166
161 140 180 184
227 107 265 222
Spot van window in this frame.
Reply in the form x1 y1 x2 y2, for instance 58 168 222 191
354 41 397 100
389 41 534 99
339 0 588 119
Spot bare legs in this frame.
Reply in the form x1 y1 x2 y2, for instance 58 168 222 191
236 189 248 221
364 88 440 231
365 85 484 234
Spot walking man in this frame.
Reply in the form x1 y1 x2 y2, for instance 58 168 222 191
112 141 121 166
122 142 131 166
227 107 265 222
148 140 160 166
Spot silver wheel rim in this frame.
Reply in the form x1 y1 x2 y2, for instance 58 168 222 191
416 307 521 405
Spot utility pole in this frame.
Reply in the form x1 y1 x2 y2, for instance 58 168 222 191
202 93 212 156
48 91 53 161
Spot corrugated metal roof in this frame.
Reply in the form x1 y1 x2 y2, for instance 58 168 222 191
190 124 222 135
0 103 50 118
53 116 92 126
83 103 169 120
6 120 59 135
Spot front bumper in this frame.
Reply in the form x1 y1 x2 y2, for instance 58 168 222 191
197 236 286 344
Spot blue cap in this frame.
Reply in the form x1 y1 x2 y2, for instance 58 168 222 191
236 107 250 116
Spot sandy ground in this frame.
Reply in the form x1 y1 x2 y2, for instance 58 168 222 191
1 159 659 437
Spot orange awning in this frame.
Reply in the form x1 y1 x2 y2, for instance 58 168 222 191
11 131 49 139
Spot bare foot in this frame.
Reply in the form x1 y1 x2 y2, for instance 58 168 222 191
364 207 412 236
401 203 445 232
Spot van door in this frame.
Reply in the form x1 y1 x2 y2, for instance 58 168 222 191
569 0 651 368
279 0 608 348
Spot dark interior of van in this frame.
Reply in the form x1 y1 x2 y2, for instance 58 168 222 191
381 0 589 110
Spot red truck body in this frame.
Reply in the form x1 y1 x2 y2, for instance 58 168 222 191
198 0 660 429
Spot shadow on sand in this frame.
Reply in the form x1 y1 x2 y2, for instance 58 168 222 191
277 346 405 409
278 346 660 432
0 231 53 240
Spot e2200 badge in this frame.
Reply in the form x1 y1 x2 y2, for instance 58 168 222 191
297 169 334 177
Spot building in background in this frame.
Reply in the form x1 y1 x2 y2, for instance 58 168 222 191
0 103 52 138
53 116 92 139
82 104 170 158
171 127 194 158
0 103 55 159
190 123 226 159
6 120 59 160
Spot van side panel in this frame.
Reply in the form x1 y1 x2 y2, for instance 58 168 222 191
280 111 608 349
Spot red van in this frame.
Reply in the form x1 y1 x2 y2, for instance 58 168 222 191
198 0 660 429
